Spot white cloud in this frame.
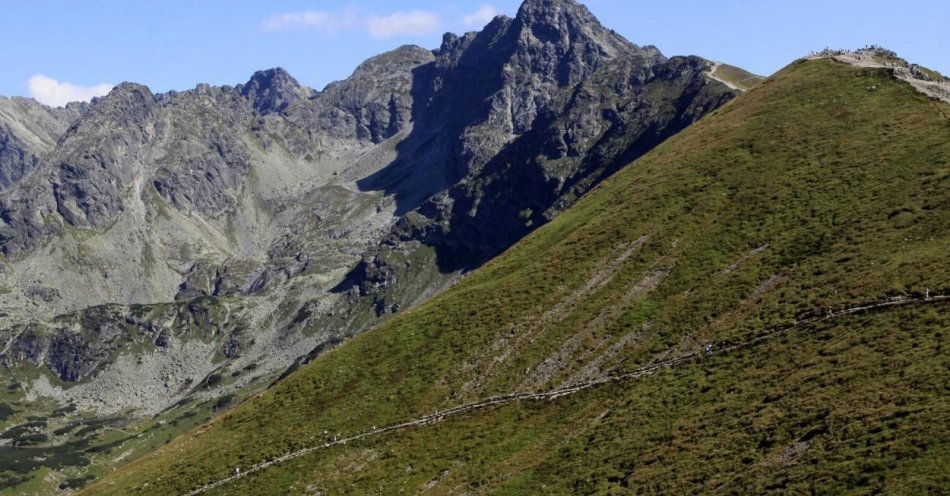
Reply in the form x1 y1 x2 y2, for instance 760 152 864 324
462 5 498 29
27 75 113 107
365 10 442 39
262 7 442 39
261 9 357 33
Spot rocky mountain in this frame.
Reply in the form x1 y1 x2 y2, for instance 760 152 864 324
0 1 748 491
82 53 950 495
342 0 735 314
0 0 737 404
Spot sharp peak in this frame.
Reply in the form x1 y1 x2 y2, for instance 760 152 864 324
513 0 616 42
110 82 151 93
519 0 582 8
244 67 299 87
387 44 430 53
93 82 153 105
69 82 156 121
250 66 291 76
516 0 593 19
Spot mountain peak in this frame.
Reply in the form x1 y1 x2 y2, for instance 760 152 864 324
512 0 639 63
104 82 153 99
240 67 310 115
87 82 156 116
245 66 293 83
518 0 588 16
516 0 598 30
350 45 435 78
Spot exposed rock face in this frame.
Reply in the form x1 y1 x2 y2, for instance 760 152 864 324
318 45 434 143
0 0 739 415
239 67 312 115
0 82 248 254
0 97 85 191
342 0 736 314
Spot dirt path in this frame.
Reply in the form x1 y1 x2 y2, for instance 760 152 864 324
705 62 744 92
180 293 947 496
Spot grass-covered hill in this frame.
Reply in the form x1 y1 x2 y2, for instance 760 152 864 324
710 63 765 91
83 57 949 495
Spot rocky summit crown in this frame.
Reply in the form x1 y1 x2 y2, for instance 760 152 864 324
239 67 312 115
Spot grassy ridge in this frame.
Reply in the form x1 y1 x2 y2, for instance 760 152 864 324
712 63 765 90
84 58 950 495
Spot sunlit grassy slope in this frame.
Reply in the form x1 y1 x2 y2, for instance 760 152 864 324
84 58 950 495
712 63 766 91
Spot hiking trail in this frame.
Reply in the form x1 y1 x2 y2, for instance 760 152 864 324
179 293 947 496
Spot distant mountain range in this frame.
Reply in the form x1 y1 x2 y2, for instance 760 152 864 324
2 0 947 494
0 0 739 412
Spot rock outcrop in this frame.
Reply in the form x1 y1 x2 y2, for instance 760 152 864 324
0 97 85 191
239 67 312 115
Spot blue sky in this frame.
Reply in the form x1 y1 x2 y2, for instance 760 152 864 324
3 0 948 106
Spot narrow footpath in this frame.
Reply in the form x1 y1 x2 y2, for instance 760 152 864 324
181 293 948 496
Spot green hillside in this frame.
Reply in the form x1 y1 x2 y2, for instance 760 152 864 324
83 58 950 495
711 63 766 91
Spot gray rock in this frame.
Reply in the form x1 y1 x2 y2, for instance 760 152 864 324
0 0 740 419
239 67 312 115
0 97 86 191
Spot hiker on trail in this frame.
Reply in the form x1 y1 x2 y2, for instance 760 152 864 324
704 343 713 355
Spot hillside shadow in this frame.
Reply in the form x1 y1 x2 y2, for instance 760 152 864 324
355 17 518 216
337 29 736 297
353 60 450 217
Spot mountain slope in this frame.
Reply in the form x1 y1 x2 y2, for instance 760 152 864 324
82 57 950 495
0 0 739 420
707 62 764 91
0 1 753 492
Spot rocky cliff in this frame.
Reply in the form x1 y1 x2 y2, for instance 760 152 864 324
0 97 85 190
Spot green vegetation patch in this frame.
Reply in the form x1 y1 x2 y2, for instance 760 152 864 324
713 63 766 91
